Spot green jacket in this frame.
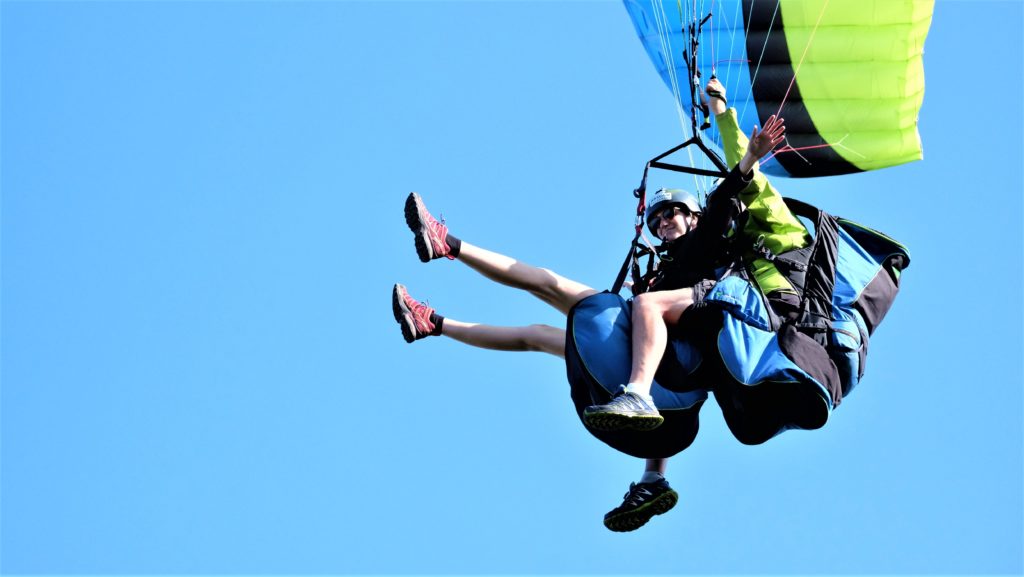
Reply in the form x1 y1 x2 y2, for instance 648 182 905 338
715 108 811 295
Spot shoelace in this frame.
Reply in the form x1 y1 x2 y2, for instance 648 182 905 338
428 213 449 245
428 213 455 260
407 297 432 319
621 482 638 501
406 296 435 330
611 392 648 411
622 483 652 506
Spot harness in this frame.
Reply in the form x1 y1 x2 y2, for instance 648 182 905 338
615 186 844 350
612 140 729 296
768 198 841 343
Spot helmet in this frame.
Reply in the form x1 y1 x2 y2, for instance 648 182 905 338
645 188 701 235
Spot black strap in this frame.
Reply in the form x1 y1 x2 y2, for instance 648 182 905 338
612 241 638 295
781 198 840 335
683 12 718 136
706 88 728 107
648 136 730 178
610 140 731 295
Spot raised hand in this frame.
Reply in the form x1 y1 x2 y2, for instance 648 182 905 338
737 115 786 175
748 115 786 160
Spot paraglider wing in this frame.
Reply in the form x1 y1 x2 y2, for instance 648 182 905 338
624 0 934 177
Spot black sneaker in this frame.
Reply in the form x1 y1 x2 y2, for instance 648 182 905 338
583 389 664 431
604 478 678 532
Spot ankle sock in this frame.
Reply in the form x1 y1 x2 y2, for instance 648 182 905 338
429 313 445 336
640 471 665 485
446 234 462 257
623 383 655 403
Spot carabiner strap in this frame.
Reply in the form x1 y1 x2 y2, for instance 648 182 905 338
611 160 655 295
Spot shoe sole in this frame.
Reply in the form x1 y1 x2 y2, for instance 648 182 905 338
404 193 434 263
583 411 665 432
392 284 417 343
604 489 678 532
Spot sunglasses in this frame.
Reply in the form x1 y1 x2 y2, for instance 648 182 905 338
649 206 688 227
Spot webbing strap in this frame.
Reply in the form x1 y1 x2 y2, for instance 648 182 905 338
782 197 839 333
651 136 731 176
612 241 639 295
682 10 717 136
610 139 731 295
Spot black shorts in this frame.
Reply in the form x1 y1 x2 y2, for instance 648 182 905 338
691 279 717 304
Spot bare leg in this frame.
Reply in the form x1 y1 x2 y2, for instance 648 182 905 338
405 192 596 314
627 287 696 396
581 288 694 432
442 319 565 358
645 458 668 475
457 242 598 315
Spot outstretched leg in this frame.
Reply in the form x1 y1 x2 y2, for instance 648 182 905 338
394 282 678 531
457 243 597 315
405 192 596 315
393 283 565 357
443 319 565 357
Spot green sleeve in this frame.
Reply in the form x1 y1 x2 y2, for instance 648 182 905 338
714 108 812 294
715 108 748 169
714 108 765 204
714 108 809 255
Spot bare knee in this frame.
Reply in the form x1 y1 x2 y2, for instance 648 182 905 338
632 293 663 318
633 290 693 324
530 268 562 300
523 324 565 357
528 268 594 313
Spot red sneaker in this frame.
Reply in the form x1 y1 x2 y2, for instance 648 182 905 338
405 192 453 262
392 283 437 343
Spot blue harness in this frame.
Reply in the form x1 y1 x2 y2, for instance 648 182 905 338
565 203 910 458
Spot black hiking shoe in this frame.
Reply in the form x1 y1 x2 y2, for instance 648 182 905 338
604 478 678 532
583 390 664 431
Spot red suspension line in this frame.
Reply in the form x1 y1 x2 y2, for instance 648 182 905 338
763 141 835 164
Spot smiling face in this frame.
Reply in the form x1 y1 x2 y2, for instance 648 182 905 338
651 205 699 242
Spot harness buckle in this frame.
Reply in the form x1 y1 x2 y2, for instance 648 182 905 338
752 234 776 262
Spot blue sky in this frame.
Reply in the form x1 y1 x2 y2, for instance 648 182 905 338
2 1 1021 575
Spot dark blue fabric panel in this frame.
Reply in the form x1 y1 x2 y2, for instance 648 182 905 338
565 292 707 459
834 226 884 309
707 277 831 399
570 292 707 411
